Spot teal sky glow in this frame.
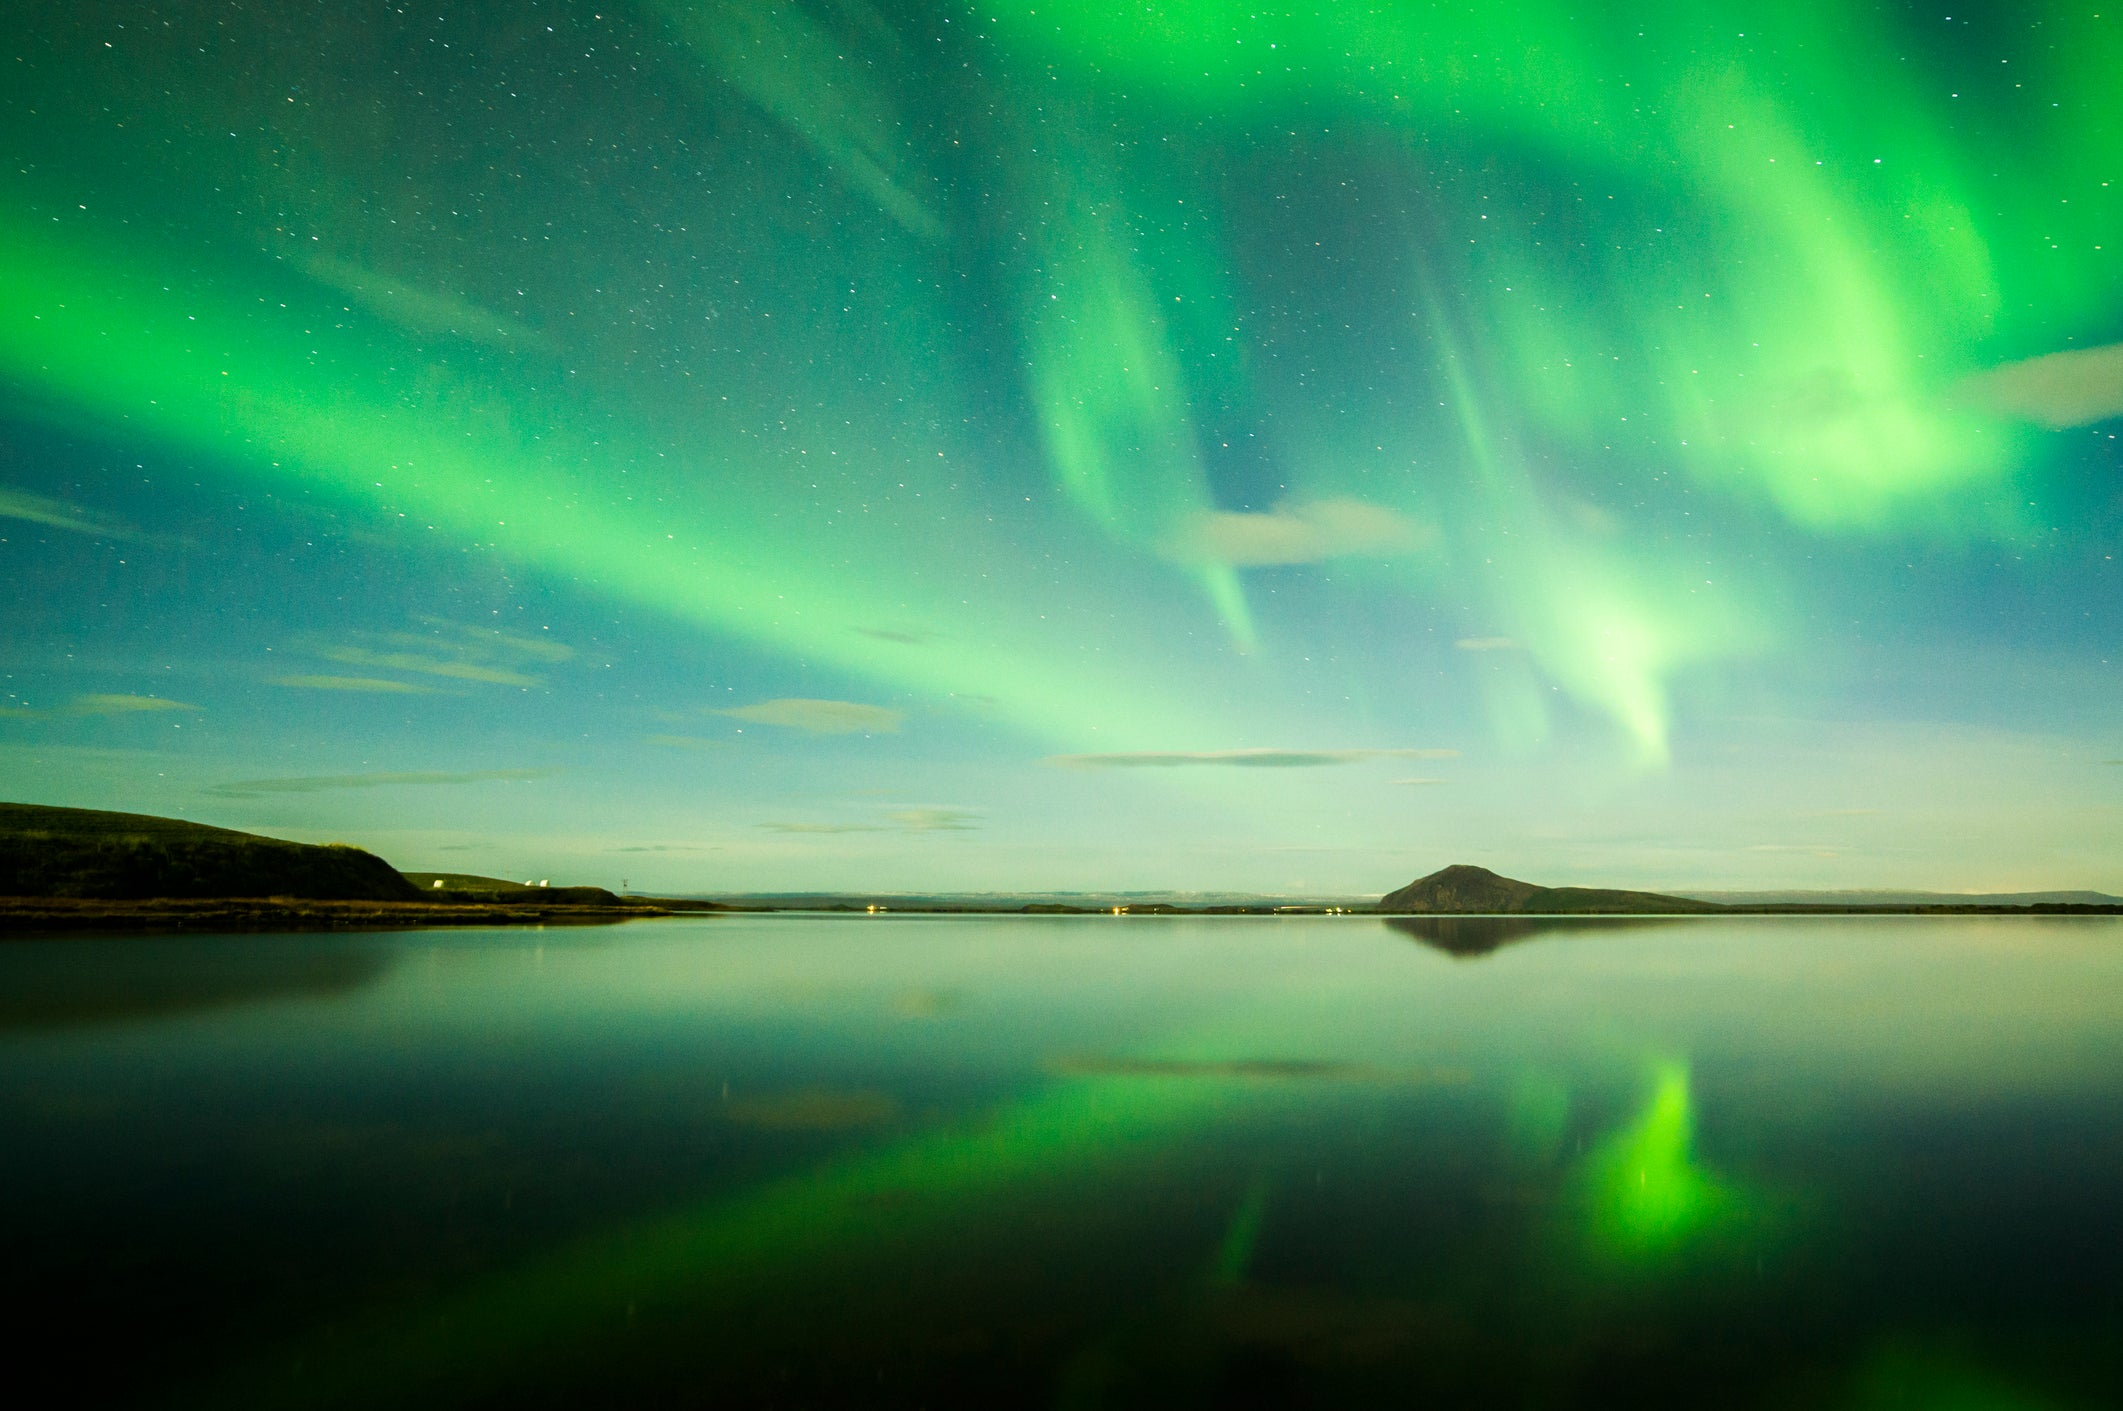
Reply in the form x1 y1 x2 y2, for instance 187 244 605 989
1 1 2117 893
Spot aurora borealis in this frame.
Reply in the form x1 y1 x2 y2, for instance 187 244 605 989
1 0 2117 892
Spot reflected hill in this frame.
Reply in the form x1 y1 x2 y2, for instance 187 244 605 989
0 933 395 1030
1386 915 1691 959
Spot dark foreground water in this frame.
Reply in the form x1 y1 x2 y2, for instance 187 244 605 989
4 915 2122 1409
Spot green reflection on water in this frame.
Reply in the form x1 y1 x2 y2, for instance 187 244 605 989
1845 1341 2076 1411
136 918 2123 1407
1578 1060 1744 1263
197 1072 1234 1407
1208 1176 1271 1289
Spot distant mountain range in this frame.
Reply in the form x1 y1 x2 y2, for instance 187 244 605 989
1678 888 2123 907
692 890 1379 911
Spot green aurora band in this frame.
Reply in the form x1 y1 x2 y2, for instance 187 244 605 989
2 0 2118 765
0 212 1235 749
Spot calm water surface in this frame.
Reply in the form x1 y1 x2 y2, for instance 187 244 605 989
4 914 2121 1407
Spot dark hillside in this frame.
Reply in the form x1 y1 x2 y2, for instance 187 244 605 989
402 872 623 906
403 871 539 892
0 803 421 902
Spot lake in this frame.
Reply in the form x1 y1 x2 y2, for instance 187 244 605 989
4 914 2120 1407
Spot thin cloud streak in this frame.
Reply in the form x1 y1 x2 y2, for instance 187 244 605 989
0 487 145 540
888 808 980 831
757 821 886 834
716 698 905 734
291 620 573 692
71 694 201 716
205 768 557 799
274 675 441 694
1048 748 1459 769
1962 342 2123 428
0 694 203 719
1179 497 1429 567
316 646 539 687
758 806 980 834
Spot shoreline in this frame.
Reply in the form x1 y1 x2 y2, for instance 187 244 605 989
8 896 2117 937
0 895 696 937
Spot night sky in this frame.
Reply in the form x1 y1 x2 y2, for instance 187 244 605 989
2 0 2118 894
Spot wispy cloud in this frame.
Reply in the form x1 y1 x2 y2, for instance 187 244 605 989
758 821 885 834
1048 748 1459 769
413 619 573 664
715 698 905 734
1961 341 2123 429
647 734 729 752
303 255 553 352
0 487 145 541
758 806 980 834
1390 777 1451 787
1454 636 1519 652
655 0 944 239
205 768 556 799
888 808 980 831
71 694 200 716
315 646 537 687
295 619 572 691
855 626 936 646
273 675 441 694
1179 498 1428 567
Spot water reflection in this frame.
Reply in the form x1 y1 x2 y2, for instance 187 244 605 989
1574 1061 1751 1265
1384 915 1685 959
1052 1056 1376 1080
722 1088 901 1131
1845 1341 2072 1411
200 1072 1236 1406
0 934 393 1030
2 916 2119 1408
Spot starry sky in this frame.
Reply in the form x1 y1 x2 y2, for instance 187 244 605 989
1 0 2118 895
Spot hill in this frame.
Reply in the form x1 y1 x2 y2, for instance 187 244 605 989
0 803 420 902
402 872 624 907
1379 864 1722 915
403 871 544 892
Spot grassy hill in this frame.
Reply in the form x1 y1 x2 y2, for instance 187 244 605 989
401 872 624 906
402 871 542 892
1379 864 1722 915
0 803 421 902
